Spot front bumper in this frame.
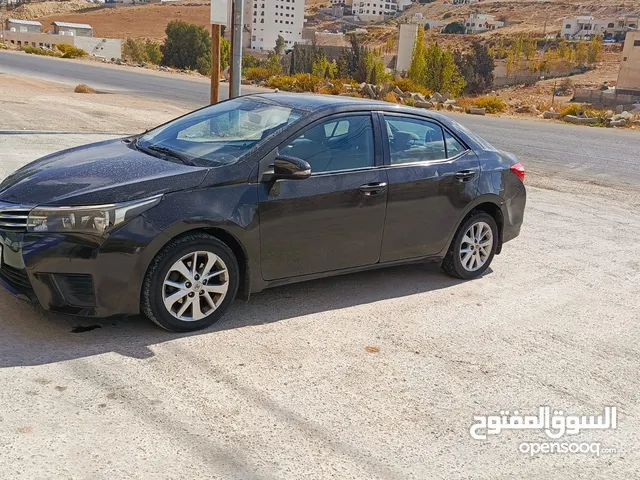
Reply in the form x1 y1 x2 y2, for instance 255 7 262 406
0 214 166 317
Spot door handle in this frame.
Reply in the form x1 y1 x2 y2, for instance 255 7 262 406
359 182 387 196
454 170 478 181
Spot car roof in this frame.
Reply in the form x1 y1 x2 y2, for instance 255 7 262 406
247 92 484 150
250 92 447 119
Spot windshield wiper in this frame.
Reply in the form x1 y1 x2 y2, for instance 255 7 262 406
145 145 196 166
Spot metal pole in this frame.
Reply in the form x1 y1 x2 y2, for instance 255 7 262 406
230 0 243 98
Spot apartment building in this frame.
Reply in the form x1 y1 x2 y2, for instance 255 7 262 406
353 0 412 23
561 15 639 40
464 13 504 34
250 0 305 51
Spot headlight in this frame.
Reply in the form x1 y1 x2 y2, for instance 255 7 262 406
27 195 162 235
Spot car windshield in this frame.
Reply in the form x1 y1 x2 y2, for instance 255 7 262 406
137 98 304 166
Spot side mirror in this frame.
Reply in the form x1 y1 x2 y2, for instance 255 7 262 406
273 155 311 180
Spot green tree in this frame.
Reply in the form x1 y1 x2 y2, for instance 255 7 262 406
266 52 283 76
408 25 426 81
587 35 602 64
123 38 147 63
454 42 495 94
145 40 163 65
220 37 230 70
275 34 285 55
423 43 466 95
522 37 537 61
442 21 465 34
161 21 211 74
574 40 588 66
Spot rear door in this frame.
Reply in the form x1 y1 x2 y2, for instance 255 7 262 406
379 113 480 262
258 113 388 280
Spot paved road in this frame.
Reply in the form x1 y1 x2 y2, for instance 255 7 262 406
2 50 639 188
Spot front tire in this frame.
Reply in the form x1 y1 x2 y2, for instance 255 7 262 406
142 233 239 332
441 212 498 280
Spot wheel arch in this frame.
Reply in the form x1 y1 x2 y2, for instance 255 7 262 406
139 221 252 301
443 195 505 256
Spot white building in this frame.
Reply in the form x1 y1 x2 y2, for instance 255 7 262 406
249 0 306 51
561 15 639 40
353 0 412 23
464 13 504 34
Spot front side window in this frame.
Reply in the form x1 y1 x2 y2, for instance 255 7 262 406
138 99 303 166
280 115 374 173
384 117 446 164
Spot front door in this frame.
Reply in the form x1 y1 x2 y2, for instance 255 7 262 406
379 113 480 262
258 113 387 280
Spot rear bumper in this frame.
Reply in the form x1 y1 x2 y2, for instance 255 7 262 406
502 183 526 244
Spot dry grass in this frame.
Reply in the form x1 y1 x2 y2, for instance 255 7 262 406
74 84 96 94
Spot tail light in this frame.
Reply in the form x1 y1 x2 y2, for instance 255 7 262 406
510 163 525 182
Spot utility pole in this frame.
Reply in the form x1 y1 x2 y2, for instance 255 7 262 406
210 24 220 104
210 0 229 104
230 0 243 98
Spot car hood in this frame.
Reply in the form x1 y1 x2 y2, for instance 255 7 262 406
0 139 209 206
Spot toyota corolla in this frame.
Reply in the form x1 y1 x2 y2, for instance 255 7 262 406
0 94 526 331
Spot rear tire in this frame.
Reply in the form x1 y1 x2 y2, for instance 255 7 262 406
142 233 239 332
441 212 498 280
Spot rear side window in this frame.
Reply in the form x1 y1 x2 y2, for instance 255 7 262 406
384 117 446 164
444 130 466 157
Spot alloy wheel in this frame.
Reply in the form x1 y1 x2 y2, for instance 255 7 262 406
459 221 493 272
162 251 229 321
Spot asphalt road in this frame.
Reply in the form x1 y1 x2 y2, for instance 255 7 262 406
2 50 639 188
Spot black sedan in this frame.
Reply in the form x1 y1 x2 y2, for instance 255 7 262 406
0 94 526 332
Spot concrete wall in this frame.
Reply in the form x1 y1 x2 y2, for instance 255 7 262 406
617 31 640 93
74 37 122 60
493 59 583 87
573 87 640 107
396 23 417 74
3 31 121 60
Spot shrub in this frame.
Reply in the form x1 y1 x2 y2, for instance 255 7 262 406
443 21 465 34
391 78 430 96
23 45 61 57
56 44 87 59
123 38 147 63
456 96 474 112
246 67 272 82
74 84 96 94
403 97 417 107
383 92 400 104
473 96 507 114
145 39 163 65
560 103 584 117
268 74 323 93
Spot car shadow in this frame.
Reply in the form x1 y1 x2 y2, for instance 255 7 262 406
0 263 475 368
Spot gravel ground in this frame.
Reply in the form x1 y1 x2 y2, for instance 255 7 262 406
0 76 639 479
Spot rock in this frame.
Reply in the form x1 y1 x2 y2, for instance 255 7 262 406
381 82 392 96
362 84 376 99
415 100 434 109
469 107 486 115
515 105 533 114
274 88 279 93
620 111 633 119
441 92 450 102
609 119 627 127
615 105 625 114
605 110 614 116
543 111 561 119
432 92 444 102
564 115 599 125
412 93 426 103
452 105 464 112
443 99 457 106
115 58 123 65
360 82 367 89
393 86 404 96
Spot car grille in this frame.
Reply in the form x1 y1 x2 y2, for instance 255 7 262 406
0 202 34 232
0 263 33 292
